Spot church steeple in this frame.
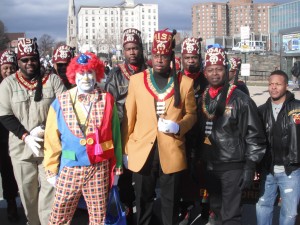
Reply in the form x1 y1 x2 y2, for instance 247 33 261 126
67 0 77 48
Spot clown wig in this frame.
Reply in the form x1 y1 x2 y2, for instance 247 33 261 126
66 52 105 84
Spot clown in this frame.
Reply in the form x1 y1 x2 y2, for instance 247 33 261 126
43 52 122 224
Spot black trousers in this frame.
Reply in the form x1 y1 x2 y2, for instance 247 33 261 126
0 125 18 200
133 143 182 225
206 169 243 225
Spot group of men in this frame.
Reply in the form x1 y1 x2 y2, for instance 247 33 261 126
0 26 299 225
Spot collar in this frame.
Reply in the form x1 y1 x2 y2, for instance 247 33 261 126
184 70 201 80
208 86 222 99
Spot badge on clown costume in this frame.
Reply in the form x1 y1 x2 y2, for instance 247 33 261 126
292 113 300 124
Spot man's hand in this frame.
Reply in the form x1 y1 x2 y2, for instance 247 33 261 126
24 135 43 156
158 118 179 134
238 170 255 190
30 125 45 138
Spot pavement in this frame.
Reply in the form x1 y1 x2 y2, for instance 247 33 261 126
0 84 300 225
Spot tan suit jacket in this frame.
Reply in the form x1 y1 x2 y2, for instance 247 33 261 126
122 70 197 174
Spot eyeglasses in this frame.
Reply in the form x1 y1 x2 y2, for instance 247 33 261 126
20 57 38 63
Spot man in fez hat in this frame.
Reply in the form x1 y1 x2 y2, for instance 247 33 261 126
105 27 147 122
0 38 66 225
105 28 148 223
0 49 19 221
52 45 74 89
179 37 210 222
228 57 249 96
122 29 197 225
197 46 265 225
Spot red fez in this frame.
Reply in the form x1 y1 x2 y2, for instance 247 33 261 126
17 38 39 60
204 47 226 68
228 57 241 71
123 28 142 47
0 50 17 66
52 45 72 64
152 29 174 55
181 37 201 55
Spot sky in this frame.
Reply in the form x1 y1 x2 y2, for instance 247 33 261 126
0 0 294 42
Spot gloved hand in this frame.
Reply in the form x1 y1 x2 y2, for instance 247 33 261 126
158 118 179 134
113 175 119 186
238 169 255 190
123 154 128 169
24 135 43 157
30 125 45 138
47 176 57 188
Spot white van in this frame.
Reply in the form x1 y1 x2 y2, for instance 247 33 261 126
232 41 265 53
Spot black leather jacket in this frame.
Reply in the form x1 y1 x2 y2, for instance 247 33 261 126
258 91 300 174
198 86 266 170
183 72 208 154
105 63 147 122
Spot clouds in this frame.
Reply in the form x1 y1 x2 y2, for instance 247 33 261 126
0 0 293 42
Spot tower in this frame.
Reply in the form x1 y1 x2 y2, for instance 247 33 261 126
67 0 77 48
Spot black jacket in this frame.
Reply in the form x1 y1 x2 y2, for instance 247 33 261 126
258 91 300 175
105 63 147 122
198 86 266 171
183 72 208 155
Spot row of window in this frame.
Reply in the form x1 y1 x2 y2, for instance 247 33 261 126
83 8 157 15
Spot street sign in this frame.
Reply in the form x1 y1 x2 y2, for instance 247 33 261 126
241 63 251 76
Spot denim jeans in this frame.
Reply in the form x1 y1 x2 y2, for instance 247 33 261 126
256 168 300 225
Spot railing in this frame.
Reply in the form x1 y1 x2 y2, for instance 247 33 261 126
244 70 269 81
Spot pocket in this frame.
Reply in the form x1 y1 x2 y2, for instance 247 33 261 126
42 88 55 99
12 91 28 103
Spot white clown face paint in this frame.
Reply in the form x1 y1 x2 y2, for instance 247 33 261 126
75 70 96 93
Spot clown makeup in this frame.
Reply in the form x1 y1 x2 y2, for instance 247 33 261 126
75 69 96 93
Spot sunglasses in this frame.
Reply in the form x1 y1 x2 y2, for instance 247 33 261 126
20 57 38 63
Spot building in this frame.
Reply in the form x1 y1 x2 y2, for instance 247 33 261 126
67 0 77 48
192 0 275 46
268 0 300 75
76 0 158 55
192 2 228 42
269 0 300 52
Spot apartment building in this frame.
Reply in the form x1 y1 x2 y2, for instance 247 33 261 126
192 0 275 44
76 0 158 54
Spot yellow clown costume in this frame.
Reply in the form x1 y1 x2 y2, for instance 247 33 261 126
43 53 122 225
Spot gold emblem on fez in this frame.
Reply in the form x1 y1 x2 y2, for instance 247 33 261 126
86 138 94 145
79 139 86 146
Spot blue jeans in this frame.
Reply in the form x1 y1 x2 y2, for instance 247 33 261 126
256 168 300 225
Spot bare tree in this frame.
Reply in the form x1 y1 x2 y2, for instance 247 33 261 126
0 20 10 51
38 34 55 57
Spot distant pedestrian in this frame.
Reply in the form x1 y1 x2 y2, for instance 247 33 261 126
291 61 300 91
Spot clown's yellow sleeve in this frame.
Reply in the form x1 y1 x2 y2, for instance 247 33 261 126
43 106 62 178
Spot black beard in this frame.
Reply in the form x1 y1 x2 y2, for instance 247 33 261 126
188 65 199 73
19 67 38 80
